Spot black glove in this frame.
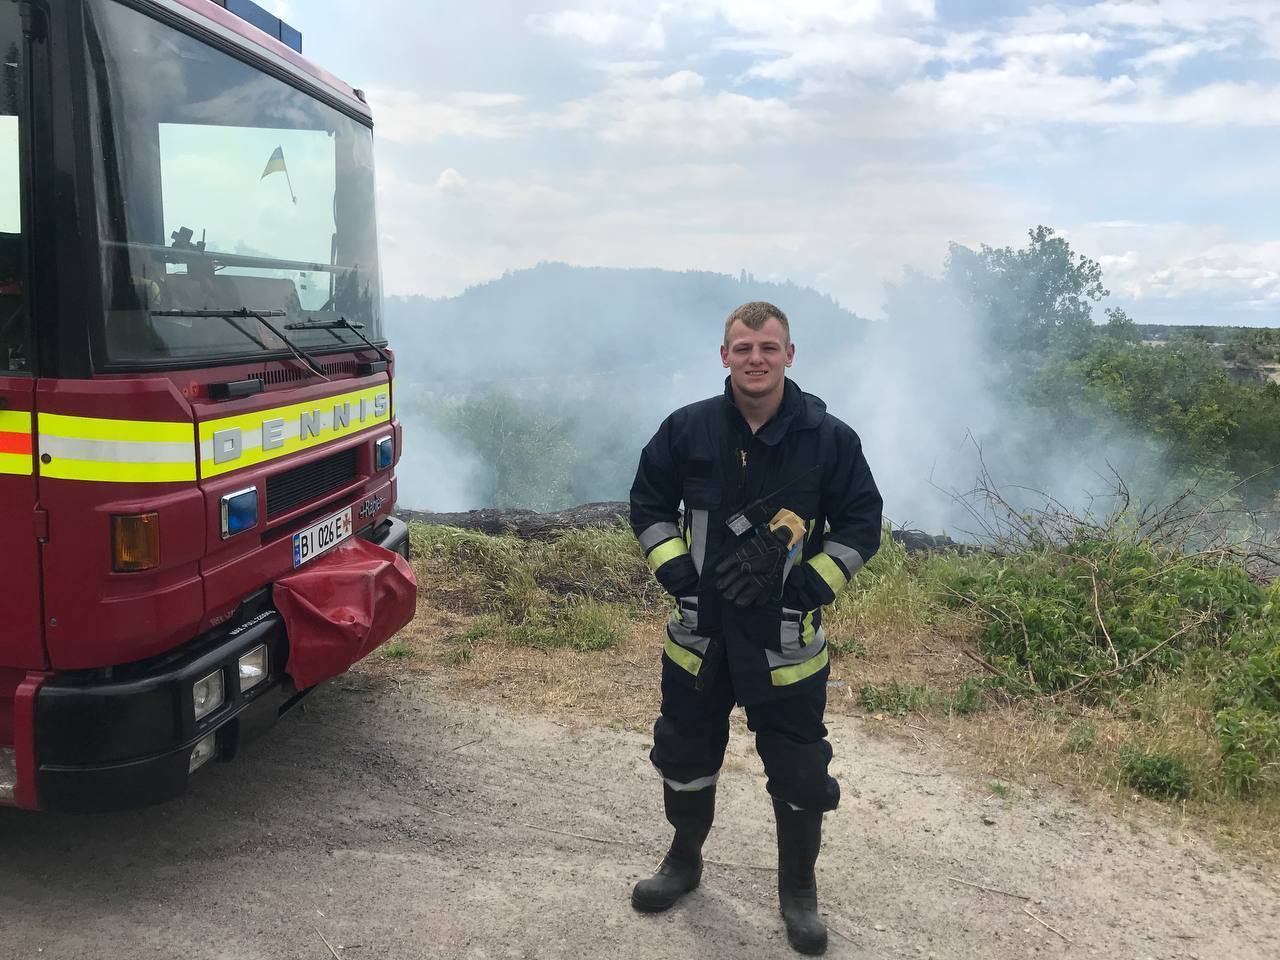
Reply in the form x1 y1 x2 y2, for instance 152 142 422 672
714 526 791 607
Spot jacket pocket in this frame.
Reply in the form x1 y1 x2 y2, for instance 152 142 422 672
681 480 720 577
776 606 821 659
779 607 805 657
681 478 721 510
675 595 699 632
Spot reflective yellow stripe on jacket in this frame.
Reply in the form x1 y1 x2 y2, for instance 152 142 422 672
37 413 196 483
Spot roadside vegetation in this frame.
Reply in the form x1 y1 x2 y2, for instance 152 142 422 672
383 505 1280 859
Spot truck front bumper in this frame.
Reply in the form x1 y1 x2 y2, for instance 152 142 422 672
29 516 410 813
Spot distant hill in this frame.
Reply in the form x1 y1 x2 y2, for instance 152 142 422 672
384 263 869 387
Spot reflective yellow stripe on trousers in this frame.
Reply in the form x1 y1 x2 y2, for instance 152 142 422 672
37 413 197 483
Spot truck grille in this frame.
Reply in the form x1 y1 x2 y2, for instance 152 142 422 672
266 447 358 518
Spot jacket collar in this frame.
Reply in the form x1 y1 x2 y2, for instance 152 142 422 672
722 377 825 446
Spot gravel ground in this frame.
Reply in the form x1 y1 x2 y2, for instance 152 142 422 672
1 671 1278 960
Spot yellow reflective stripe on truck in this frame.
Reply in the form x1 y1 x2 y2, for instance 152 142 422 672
0 409 33 475
198 384 391 478
37 413 197 483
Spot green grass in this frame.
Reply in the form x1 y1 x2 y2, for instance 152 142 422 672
412 522 664 616
825 534 936 637
859 680 933 715
380 641 414 661
1064 721 1097 754
508 600 628 652
440 619 501 666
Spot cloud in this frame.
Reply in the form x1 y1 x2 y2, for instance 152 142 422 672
1127 40 1221 71
728 32 935 90
538 70 805 148
435 168 467 191
992 31 1109 68
1068 222 1280 316
368 88 528 142
658 70 705 95
528 8 665 49
691 0 937 34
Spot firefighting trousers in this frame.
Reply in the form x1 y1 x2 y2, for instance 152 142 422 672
649 651 840 813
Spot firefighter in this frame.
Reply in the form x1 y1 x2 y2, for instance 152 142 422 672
628 301 882 955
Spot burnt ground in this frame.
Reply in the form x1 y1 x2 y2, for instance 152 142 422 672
1 669 1278 960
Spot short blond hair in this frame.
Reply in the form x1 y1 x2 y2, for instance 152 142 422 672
724 301 790 346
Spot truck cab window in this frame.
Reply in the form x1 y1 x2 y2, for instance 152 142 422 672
86 0 381 369
0 3 29 374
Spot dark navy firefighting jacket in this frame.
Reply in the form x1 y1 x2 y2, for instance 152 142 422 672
630 377 883 705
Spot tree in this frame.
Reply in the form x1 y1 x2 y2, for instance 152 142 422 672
438 389 578 512
945 225 1108 356
1103 307 1140 343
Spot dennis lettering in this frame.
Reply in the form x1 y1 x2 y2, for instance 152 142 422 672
207 390 389 465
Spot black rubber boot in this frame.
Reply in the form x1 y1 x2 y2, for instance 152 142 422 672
773 798 828 955
631 783 715 913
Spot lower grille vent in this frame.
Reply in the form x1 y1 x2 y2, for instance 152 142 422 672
266 447 358 518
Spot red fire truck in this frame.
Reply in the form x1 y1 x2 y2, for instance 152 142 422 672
0 0 414 811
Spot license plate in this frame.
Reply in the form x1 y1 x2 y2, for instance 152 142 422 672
292 507 353 568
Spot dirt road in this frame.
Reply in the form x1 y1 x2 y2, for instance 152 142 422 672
2 671 1277 960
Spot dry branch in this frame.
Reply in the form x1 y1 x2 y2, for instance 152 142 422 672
513 819 643 848
945 876 1031 901
314 927 342 960
1022 906 1072 943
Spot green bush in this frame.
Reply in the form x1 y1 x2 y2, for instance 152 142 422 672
1119 747 1193 801
947 542 1269 696
951 678 987 715
1216 706 1280 795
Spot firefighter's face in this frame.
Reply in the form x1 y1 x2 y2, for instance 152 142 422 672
721 318 794 399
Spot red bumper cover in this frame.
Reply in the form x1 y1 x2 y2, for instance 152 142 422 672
273 537 417 689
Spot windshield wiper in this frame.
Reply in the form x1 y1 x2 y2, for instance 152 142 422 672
151 308 330 381
286 315 391 365
150 307 268 350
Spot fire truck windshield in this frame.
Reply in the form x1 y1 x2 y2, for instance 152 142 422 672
85 0 382 369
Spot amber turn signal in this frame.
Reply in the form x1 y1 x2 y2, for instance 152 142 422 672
112 512 160 571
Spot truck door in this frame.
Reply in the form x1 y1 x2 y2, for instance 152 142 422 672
0 0 43 668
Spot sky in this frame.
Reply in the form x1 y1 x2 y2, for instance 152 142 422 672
265 1 1280 328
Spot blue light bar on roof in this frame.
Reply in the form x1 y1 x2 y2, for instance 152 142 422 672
213 0 303 53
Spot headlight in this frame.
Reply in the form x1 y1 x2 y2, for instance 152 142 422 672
238 645 268 692
220 487 259 538
193 669 225 721
375 435 393 471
